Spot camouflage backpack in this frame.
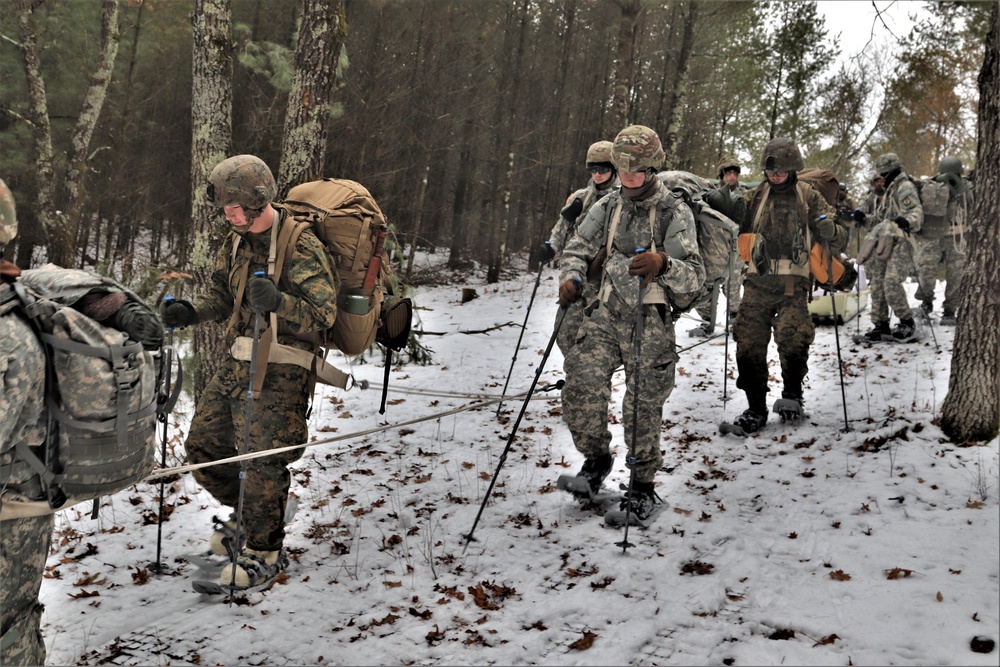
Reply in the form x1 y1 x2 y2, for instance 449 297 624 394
656 170 740 299
0 267 166 518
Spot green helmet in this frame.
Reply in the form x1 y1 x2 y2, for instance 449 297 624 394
939 156 963 176
758 137 804 173
206 155 277 211
874 153 902 177
611 125 664 172
586 140 615 166
717 154 741 178
0 178 16 247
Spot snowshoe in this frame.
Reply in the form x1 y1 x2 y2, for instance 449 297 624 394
560 453 613 498
719 409 767 437
772 397 804 422
853 322 892 345
688 323 714 339
891 318 918 343
208 496 299 557
939 310 956 326
604 482 665 528
194 548 289 595
556 475 619 507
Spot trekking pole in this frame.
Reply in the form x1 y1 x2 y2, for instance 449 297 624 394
616 253 646 552
464 301 568 552
719 258 736 403
227 271 267 602
822 233 852 433
148 296 176 575
496 247 551 416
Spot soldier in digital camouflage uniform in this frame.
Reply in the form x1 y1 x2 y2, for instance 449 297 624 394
542 140 619 354
730 138 844 434
913 156 972 325
161 155 339 590
557 125 704 520
855 153 922 343
689 154 747 338
0 178 51 667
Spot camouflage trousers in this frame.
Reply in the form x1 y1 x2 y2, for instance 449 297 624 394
693 269 744 327
0 514 53 667
733 280 815 413
868 239 915 325
913 234 966 314
562 302 679 484
186 358 310 552
555 285 596 355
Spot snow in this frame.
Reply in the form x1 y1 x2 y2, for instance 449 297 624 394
40 252 998 666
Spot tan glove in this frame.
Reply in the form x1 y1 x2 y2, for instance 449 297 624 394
627 251 670 289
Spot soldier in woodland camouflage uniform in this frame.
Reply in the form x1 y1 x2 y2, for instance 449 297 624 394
557 126 704 520
689 155 747 338
161 155 339 590
856 153 923 343
730 138 844 434
913 156 972 325
542 140 619 353
0 178 51 667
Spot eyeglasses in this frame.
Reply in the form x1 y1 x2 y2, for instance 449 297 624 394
763 169 788 177
589 165 613 175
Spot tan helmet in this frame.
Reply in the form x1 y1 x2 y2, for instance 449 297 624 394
758 137 804 173
611 125 665 173
717 154 741 178
586 140 615 166
874 153 902 177
206 155 277 212
0 178 16 248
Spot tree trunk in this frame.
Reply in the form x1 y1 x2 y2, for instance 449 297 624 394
662 0 698 169
939 3 1000 444
190 0 234 403
607 0 640 136
277 0 346 194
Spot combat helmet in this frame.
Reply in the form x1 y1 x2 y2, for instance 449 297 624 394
939 156 963 176
0 178 16 248
206 155 277 212
611 125 665 173
874 153 902 177
717 154 741 179
758 137 804 173
586 141 615 167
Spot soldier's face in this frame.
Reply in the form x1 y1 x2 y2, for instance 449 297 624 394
224 205 248 227
619 171 647 189
765 169 790 185
722 167 740 187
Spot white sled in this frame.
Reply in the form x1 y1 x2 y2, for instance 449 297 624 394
809 288 870 325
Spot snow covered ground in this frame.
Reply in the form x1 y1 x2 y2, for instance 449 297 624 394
39 252 998 666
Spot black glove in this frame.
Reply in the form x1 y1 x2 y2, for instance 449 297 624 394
538 242 557 263
853 208 867 226
560 197 584 223
160 299 197 328
558 279 582 307
894 215 910 233
113 300 164 350
247 276 284 311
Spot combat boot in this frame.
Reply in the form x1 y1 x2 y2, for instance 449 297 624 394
864 321 891 342
892 318 918 343
939 310 956 326
575 452 614 496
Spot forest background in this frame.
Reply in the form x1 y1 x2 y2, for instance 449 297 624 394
1 0 997 443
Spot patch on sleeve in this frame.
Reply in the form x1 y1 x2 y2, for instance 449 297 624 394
902 196 914 207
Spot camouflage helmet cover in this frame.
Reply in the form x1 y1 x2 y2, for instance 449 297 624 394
586 140 615 166
206 155 277 211
611 125 665 172
0 178 16 246
717 154 741 176
758 137 804 173
939 156 963 176
874 153 902 176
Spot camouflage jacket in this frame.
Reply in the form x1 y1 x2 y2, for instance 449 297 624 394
194 209 339 346
876 173 923 235
560 180 704 313
548 178 619 256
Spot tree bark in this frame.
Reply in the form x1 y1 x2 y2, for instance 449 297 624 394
939 2 1000 444
190 0 234 402
277 0 346 194
607 0 640 136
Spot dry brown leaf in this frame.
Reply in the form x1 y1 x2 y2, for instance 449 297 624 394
936 591 944 601
813 633 839 647
885 567 913 580
568 631 598 651
829 570 852 581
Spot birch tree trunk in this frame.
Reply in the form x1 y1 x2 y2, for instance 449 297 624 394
277 0 346 193
190 0 234 402
939 3 1000 444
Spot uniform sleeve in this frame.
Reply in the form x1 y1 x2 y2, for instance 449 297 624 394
547 214 572 255
273 229 339 333
656 200 704 295
192 240 237 324
894 178 924 234
559 198 607 285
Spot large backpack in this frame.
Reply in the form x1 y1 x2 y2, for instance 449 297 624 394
656 171 740 304
913 178 950 224
796 168 841 207
0 267 164 519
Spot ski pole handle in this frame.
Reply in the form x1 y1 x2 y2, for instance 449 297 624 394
162 295 176 331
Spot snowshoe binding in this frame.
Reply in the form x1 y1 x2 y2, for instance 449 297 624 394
719 409 768 437
193 548 289 596
688 322 714 339
854 321 892 345
604 481 665 528
557 453 616 505
891 318 918 343
772 397 804 422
